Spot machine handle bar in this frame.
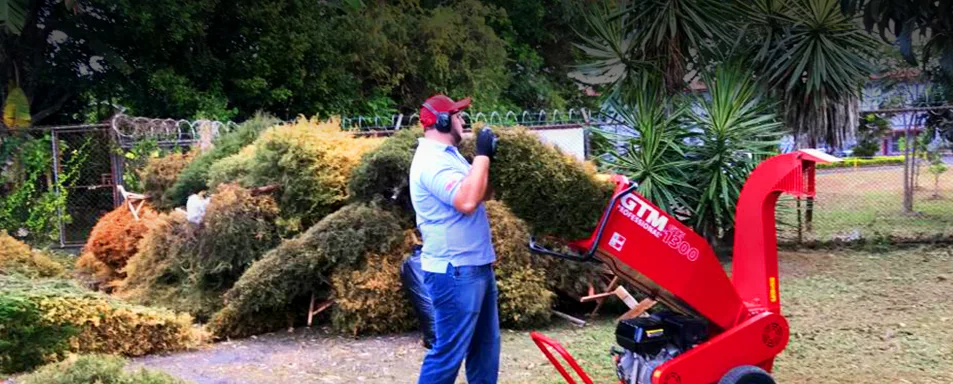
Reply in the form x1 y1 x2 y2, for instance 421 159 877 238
530 331 595 384
528 182 640 264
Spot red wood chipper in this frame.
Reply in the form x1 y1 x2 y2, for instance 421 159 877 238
528 150 838 384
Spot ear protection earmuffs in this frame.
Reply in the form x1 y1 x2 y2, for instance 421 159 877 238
422 102 451 133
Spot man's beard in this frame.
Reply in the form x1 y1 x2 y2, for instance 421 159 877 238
450 129 462 146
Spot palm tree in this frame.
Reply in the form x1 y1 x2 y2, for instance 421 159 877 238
688 61 785 242
594 76 696 216
574 0 880 150
574 0 877 241
743 0 879 149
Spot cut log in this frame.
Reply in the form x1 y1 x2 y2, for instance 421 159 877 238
552 310 587 327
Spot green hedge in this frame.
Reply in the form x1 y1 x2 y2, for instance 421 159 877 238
1 275 198 370
209 202 405 338
0 294 77 374
817 156 904 169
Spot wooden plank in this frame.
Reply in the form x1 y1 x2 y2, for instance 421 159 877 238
580 291 617 302
618 298 657 322
306 294 334 327
587 276 620 318
250 184 280 196
613 286 639 308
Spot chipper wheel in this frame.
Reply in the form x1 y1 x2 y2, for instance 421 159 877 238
718 366 776 384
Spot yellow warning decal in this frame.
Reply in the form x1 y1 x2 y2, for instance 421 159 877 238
646 329 664 337
769 277 778 303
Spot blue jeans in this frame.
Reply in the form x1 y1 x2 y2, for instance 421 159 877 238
417 263 501 384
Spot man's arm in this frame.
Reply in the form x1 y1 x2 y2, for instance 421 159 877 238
452 156 490 215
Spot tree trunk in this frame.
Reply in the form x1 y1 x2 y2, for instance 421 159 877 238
915 157 922 189
934 174 941 199
913 142 921 190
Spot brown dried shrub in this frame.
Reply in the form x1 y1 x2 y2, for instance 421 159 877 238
329 231 419 335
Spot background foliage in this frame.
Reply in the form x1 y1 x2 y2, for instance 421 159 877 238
216 117 382 234
3 0 599 127
165 112 280 206
210 202 404 338
0 294 77 374
81 204 160 291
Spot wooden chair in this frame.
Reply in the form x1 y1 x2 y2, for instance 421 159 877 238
116 185 149 220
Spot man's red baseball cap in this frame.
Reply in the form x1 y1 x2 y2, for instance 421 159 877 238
420 94 471 128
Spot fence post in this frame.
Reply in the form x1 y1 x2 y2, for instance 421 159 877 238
109 117 125 208
50 129 66 248
805 197 813 232
583 127 591 160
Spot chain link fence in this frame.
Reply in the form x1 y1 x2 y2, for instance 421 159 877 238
777 103 953 244
776 160 953 244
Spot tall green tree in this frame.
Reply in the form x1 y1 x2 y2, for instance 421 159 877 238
570 0 734 95
842 0 953 88
3 0 588 126
0 0 107 126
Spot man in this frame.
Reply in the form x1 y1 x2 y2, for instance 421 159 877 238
410 94 500 384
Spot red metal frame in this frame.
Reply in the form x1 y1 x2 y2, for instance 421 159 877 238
532 150 837 384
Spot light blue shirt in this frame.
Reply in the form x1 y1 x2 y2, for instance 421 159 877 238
409 138 496 273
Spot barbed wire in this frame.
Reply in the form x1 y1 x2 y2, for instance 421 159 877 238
110 114 240 148
339 108 606 131
107 108 616 147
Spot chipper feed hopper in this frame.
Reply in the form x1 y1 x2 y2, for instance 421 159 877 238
528 150 838 384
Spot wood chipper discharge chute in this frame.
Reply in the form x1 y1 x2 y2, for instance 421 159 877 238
528 150 839 384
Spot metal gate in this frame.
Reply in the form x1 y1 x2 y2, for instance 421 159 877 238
50 124 119 247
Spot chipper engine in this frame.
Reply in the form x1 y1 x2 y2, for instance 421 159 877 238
528 150 838 384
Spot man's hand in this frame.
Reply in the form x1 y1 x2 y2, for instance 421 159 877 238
475 128 497 160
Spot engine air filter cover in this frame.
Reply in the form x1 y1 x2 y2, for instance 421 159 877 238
615 317 670 355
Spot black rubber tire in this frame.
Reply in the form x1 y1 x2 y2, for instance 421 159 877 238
718 366 776 384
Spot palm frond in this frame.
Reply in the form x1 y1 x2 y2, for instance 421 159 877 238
0 0 28 35
593 78 696 214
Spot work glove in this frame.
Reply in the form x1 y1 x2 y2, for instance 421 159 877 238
475 128 498 160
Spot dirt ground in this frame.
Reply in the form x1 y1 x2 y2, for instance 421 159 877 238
128 246 953 384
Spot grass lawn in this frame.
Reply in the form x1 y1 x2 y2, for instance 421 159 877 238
776 166 953 242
